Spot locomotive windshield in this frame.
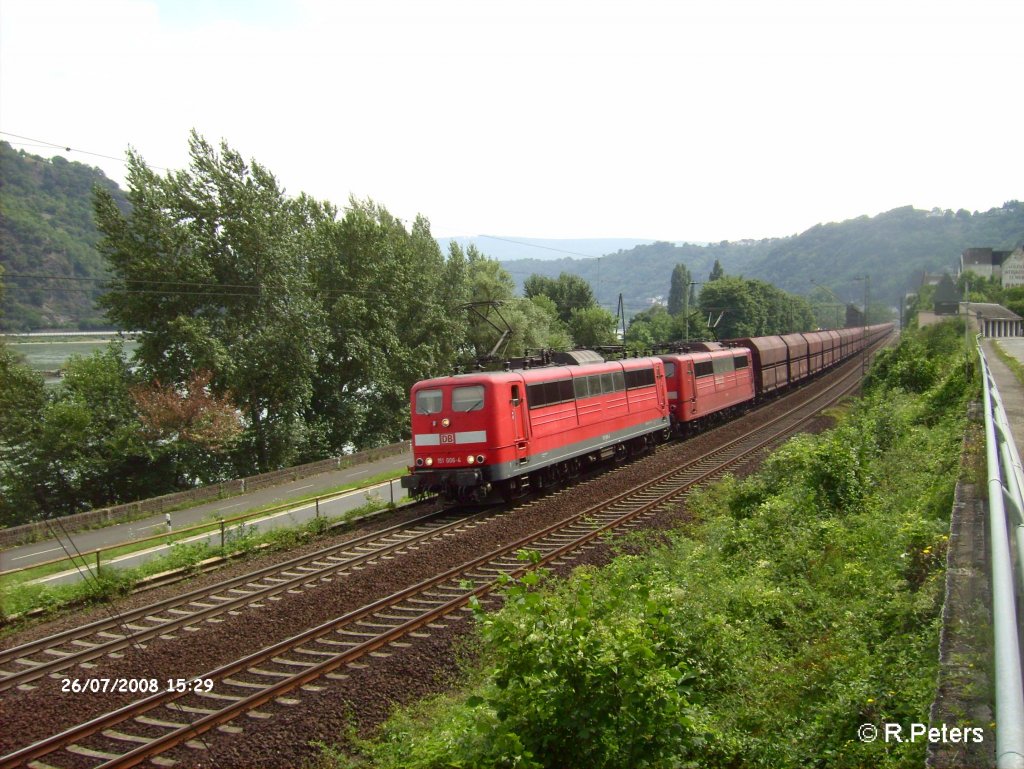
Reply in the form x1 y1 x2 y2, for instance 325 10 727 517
415 389 443 414
452 385 485 412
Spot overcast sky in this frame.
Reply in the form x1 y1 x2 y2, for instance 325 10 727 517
1 0 1021 247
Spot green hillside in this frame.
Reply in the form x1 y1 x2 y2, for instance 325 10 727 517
503 203 1024 314
0 141 128 330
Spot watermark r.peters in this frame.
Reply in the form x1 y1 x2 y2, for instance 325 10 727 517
857 723 985 744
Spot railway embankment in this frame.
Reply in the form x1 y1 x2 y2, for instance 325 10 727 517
343 320 987 769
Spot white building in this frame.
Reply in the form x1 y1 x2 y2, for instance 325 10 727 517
1000 246 1024 288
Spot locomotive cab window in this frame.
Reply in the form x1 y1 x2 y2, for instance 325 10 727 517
416 389 443 414
734 355 749 369
663 362 676 378
452 385 485 412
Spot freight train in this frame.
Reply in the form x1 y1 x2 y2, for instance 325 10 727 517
401 323 893 502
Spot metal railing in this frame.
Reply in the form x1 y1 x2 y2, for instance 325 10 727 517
977 337 1024 769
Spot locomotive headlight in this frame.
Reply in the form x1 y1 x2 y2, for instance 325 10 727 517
425 457 433 466
441 418 450 428
467 454 475 464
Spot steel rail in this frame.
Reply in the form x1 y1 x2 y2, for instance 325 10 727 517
0 505 489 690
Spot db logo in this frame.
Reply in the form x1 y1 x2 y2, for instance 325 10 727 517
440 434 455 444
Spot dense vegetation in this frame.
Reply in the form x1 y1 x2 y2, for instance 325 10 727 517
0 141 128 329
626 267 820 348
343 320 974 769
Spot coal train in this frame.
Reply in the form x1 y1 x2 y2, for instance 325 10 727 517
401 323 894 502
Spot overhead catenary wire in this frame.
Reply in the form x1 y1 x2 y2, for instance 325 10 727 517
0 130 168 171
0 272 395 301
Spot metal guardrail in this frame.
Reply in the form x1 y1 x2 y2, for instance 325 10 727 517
977 337 1024 769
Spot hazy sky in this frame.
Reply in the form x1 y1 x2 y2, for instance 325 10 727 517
1 0 1020 246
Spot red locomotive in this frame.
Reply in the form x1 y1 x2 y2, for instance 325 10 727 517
402 353 670 502
659 342 755 433
402 323 894 502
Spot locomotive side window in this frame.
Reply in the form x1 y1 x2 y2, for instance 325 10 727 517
712 356 735 374
527 383 544 407
734 355 749 369
694 361 714 377
452 385 485 412
574 377 590 399
527 379 573 409
624 368 655 389
558 379 574 402
600 373 614 394
663 362 676 378
416 389 443 414
612 371 626 392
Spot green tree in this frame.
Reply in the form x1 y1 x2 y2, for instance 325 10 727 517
708 258 725 282
0 344 48 525
667 263 694 316
95 132 330 472
625 305 678 349
11 345 172 519
307 201 467 452
523 272 597 324
567 305 618 348
699 277 763 338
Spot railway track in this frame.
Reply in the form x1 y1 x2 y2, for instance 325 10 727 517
0 504 501 693
0 346 875 769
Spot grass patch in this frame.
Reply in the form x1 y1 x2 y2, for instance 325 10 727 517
991 339 1024 389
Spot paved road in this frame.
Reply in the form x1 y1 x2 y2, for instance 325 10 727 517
988 338 1024 461
0 452 413 578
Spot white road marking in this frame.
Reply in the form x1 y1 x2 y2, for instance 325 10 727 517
13 546 63 560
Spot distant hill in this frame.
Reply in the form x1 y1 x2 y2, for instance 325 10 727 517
0 141 128 330
436 236 671 263
501 238 779 316
499 204 1024 315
